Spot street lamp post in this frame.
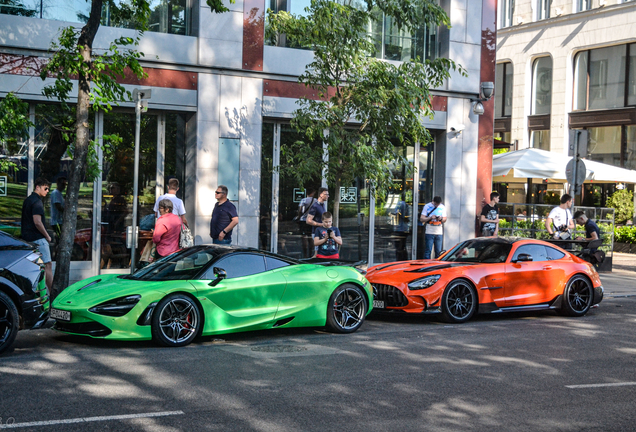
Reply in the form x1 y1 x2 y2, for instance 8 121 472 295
130 88 151 274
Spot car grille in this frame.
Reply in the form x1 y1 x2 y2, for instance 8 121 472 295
54 321 112 337
372 284 409 307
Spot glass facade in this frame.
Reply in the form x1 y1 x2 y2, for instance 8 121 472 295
495 62 513 118
574 44 636 111
532 57 552 115
0 0 191 35
530 130 550 151
587 126 621 167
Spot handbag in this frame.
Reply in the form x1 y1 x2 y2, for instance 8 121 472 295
180 223 194 248
140 241 158 263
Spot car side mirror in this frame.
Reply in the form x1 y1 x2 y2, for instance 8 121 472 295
513 253 533 263
209 267 227 286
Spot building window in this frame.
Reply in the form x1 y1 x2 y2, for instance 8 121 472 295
532 57 552 115
536 0 550 20
499 0 514 28
573 44 636 111
587 126 622 167
575 0 592 12
495 62 513 118
530 130 550 150
267 0 437 62
0 0 191 36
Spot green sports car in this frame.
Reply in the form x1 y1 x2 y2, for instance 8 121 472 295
51 246 372 347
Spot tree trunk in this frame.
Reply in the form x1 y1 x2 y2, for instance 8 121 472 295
333 178 341 228
51 0 102 298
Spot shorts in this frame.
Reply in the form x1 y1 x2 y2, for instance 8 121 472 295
316 253 339 259
33 238 52 263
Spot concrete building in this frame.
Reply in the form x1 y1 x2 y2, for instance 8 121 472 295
0 0 497 282
495 0 636 205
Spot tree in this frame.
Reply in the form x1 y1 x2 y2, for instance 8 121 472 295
266 0 464 225
0 93 33 173
606 188 634 224
38 0 233 297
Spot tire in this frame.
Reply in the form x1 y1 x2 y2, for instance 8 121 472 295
560 275 593 317
326 284 368 334
441 279 478 324
151 294 202 347
0 291 20 355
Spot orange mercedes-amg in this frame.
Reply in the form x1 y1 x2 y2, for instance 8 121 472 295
366 237 604 323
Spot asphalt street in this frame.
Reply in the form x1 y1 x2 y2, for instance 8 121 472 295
1 259 635 432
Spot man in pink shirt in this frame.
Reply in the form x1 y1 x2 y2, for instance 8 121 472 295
152 199 182 258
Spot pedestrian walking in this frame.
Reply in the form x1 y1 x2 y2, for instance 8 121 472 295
305 187 329 232
152 199 182 258
297 188 317 258
210 185 238 244
50 176 66 237
21 177 53 290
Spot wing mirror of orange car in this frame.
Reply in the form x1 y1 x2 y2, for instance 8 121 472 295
512 253 533 263
209 267 227 286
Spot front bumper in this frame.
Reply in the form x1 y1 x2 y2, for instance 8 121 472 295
20 276 50 330
594 285 604 305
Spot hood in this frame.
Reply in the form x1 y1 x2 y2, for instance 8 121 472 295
368 260 476 277
53 274 172 308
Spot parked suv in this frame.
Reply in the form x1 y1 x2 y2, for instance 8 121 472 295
0 231 50 354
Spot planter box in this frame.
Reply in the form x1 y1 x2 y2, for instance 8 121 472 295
613 242 635 254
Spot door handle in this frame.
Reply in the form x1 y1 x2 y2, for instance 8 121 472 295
543 265 552 270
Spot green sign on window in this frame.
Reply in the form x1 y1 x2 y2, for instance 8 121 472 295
0 176 6 197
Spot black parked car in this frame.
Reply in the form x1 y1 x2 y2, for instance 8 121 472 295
0 230 50 354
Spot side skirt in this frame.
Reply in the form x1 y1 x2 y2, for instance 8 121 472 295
479 296 563 314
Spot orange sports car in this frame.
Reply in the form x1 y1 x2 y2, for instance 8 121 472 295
366 237 604 323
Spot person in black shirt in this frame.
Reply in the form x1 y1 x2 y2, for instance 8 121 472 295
480 192 500 237
574 211 600 252
21 177 52 290
210 185 238 244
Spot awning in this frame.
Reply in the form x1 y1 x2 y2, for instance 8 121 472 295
492 148 636 184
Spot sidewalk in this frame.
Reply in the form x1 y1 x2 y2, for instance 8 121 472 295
600 252 636 298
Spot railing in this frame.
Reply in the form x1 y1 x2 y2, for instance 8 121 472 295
496 203 615 258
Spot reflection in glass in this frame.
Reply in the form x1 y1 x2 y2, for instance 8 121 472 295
532 57 552 115
42 0 90 22
374 144 413 263
530 130 550 151
573 51 588 110
587 126 621 167
0 0 39 17
628 44 636 106
626 125 636 171
589 45 626 110
34 104 94 262
495 63 513 118
102 112 157 269
259 123 274 251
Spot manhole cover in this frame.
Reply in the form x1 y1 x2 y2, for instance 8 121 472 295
250 345 308 353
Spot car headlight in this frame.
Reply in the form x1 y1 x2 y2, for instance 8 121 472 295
89 295 141 317
408 275 441 290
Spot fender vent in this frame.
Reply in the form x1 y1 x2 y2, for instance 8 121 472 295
273 317 295 327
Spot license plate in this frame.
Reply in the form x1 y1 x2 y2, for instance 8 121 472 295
50 308 71 321
373 300 385 309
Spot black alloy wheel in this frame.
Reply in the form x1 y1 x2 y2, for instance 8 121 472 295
326 284 367 333
0 291 19 355
561 275 593 317
441 279 478 323
151 293 202 347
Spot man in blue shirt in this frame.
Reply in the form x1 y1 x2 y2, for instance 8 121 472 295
210 185 238 244
574 211 600 252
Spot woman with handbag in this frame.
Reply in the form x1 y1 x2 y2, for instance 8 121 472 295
152 199 182 259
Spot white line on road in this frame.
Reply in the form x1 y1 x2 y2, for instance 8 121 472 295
0 411 184 429
566 382 636 389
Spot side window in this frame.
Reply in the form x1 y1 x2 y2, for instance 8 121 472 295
266 256 290 270
546 247 566 261
206 253 266 279
512 244 548 262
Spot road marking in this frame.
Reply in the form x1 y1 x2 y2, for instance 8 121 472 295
566 382 636 389
0 411 184 429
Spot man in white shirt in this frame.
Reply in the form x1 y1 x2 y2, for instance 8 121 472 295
545 193 575 239
420 196 447 259
154 178 188 227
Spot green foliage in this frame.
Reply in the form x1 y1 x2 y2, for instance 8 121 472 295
606 189 634 224
267 0 464 210
614 225 636 244
0 93 34 173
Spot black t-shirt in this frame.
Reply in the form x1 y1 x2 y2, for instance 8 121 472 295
21 192 46 241
307 200 326 234
585 220 601 241
210 200 238 240
480 204 498 230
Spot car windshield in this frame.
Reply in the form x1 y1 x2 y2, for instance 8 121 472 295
123 247 224 281
442 239 512 263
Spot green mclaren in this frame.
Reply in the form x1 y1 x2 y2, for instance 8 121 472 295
51 246 372 347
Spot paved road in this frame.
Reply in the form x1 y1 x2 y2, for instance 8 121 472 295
1 270 635 432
